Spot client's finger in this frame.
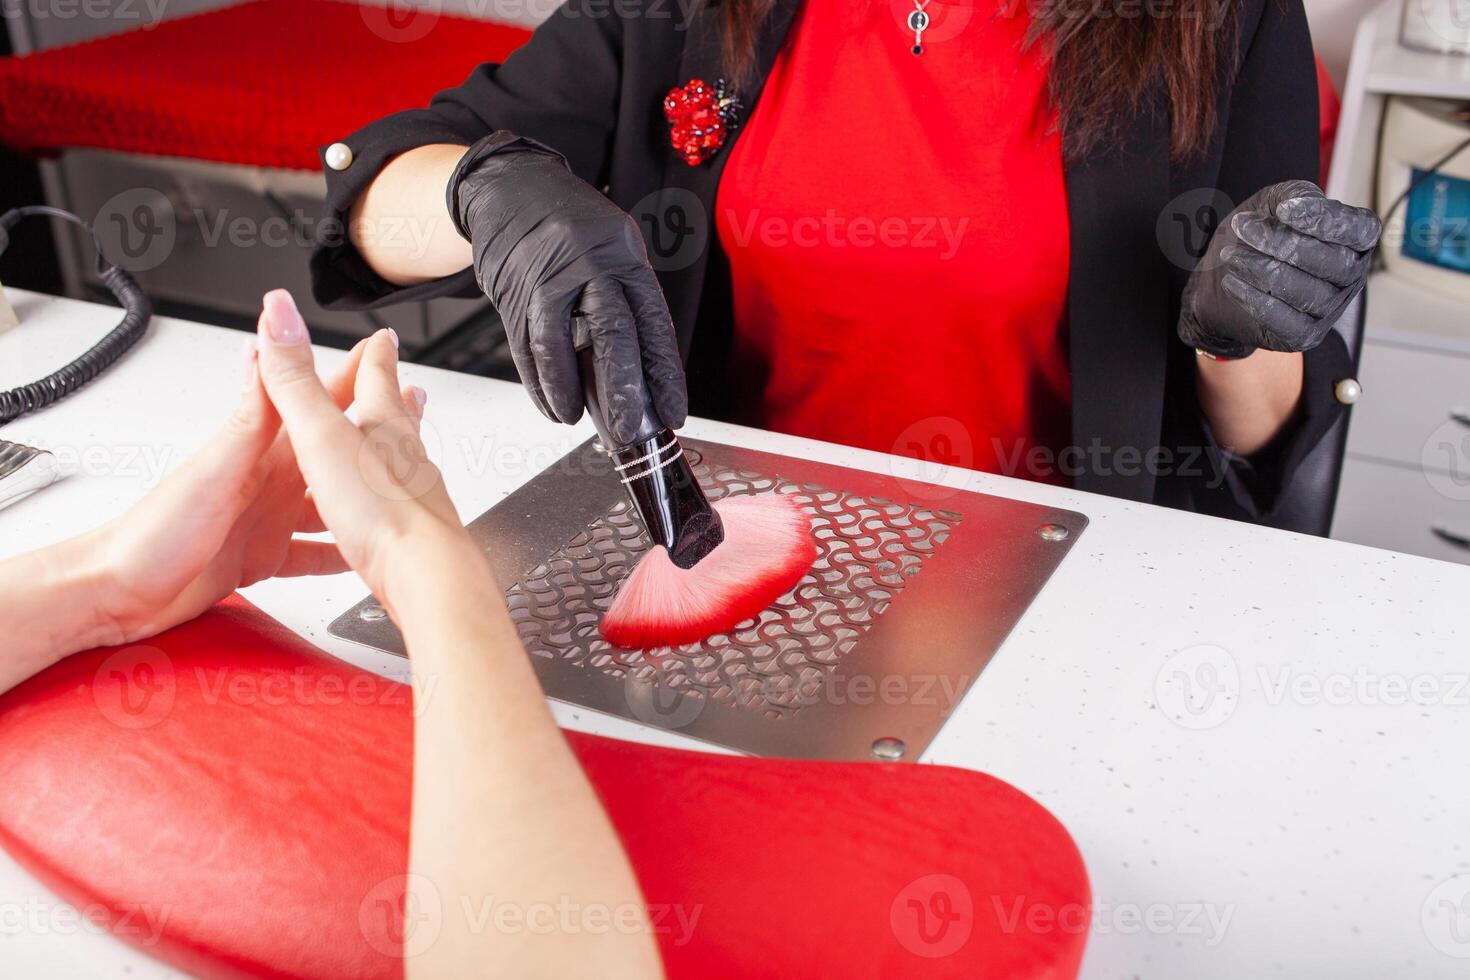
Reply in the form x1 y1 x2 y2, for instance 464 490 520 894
296 491 326 534
178 338 279 497
353 329 411 433
402 385 427 434
256 290 362 471
135 336 280 549
324 338 369 410
278 539 350 577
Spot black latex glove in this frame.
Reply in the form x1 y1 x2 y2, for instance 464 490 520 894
448 132 688 445
1179 179 1382 360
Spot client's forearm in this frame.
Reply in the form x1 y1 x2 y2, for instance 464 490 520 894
349 144 474 287
390 542 664 980
0 531 120 695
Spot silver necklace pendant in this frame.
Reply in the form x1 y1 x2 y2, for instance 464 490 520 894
908 6 930 55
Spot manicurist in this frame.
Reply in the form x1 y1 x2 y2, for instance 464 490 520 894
310 0 1381 526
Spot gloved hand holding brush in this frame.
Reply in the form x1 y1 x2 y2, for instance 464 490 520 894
1179 180 1382 360
445 132 814 644
448 132 688 446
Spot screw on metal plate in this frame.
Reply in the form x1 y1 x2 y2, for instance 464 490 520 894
1038 523 1070 542
358 604 388 622
871 737 906 761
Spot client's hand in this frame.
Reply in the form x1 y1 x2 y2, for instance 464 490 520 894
0 292 663 980
95 296 385 642
251 299 662 980
5 286 486 679
249 290 485 614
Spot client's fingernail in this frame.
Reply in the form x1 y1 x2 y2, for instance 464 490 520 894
263 289 307 346
386 327 400 350
409 386 428 410
240 338 258 390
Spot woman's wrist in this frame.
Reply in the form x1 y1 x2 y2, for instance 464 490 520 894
380 521 505 636
1195 348 1305 456
6 528 124 667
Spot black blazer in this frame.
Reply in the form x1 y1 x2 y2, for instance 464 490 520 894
311 0 1356 524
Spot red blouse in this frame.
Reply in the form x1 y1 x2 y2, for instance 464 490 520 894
715 0 1072 481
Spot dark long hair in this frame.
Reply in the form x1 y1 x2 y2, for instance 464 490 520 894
719 0 1241 162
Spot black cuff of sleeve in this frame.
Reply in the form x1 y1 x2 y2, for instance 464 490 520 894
310 110 482 311
1192 330 1258 363
1207 329 1355 518
1275 328 1355 490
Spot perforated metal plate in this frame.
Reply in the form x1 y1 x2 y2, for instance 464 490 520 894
329 438 1086 761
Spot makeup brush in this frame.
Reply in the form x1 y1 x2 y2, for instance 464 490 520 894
602 492 816 649
572 317 724 569
571 318 815 649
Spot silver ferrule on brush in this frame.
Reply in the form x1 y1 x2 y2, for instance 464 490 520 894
572 324 724 570
606 428 724 569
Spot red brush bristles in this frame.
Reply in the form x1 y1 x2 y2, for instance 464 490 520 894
601 493 817 649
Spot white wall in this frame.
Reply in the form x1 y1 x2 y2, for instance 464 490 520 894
1306 0 1380 88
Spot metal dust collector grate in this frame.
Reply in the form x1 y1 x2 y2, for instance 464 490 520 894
330 438 1086 761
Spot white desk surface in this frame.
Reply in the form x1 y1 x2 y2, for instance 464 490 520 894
3 288 1469 979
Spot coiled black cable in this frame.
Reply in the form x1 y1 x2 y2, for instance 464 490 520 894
0 206 152 426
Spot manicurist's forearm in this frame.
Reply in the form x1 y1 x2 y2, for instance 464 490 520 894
389 542 664 980
0 530 120 695
1195 349 1305 457
349 143 474 287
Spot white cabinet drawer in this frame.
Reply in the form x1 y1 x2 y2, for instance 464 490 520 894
1333 457 1470 565
1347 341 1470 469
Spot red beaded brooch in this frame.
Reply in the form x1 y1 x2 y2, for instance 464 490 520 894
663 78 741 167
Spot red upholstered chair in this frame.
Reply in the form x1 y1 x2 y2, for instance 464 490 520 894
0 596 1090 979
1316 54 1342 187
0 0 531 348
0 0 531 170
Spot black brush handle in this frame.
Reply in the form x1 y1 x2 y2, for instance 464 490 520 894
572 316 723 568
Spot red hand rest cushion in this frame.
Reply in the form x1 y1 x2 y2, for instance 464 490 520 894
0 596 1088 978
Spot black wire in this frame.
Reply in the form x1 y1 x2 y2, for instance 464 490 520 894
0 206 152 426
1372 134 1470 272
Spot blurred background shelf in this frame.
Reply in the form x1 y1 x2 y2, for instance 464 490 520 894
1327 0 1470 564
1361 269 1470 355
1363 17 1470 98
